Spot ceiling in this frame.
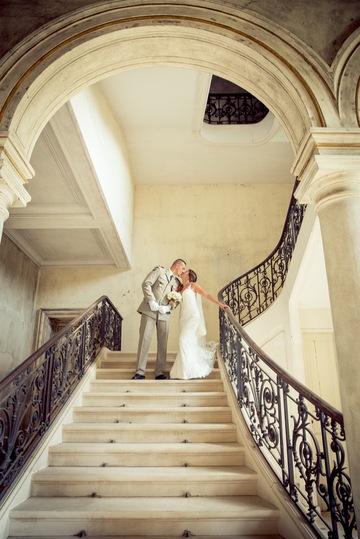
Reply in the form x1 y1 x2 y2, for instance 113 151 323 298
5 67 295 268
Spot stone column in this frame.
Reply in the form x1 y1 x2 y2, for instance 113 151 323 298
293 128 360 533
0 135 33 241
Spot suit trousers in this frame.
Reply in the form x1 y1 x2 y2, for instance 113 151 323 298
136 313 169 377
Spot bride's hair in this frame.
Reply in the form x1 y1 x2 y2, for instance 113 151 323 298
188 269 197 283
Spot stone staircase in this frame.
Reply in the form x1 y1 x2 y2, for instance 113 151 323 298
7 351 284 539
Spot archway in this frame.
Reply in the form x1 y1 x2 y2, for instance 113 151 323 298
1 3 339 167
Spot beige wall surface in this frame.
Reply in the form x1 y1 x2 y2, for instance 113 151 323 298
35 183 293 359
71 87 134 264
0 235 39 380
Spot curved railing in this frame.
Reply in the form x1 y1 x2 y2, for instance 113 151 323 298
0 295 122 506
219 308 356 539
217 184 356 537
220 184 306 326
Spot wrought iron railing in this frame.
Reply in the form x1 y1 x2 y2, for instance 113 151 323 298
217 182 355 537
204 92 269 125
219 309 356 539
0 295 122 505
220 185 306 326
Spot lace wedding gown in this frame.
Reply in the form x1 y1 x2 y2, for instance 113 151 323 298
170 285 216 379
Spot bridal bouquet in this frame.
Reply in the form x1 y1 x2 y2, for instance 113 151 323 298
167 291 182 309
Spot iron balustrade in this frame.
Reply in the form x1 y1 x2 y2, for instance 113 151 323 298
217 182 356 537
219 309 356 539
204 92 269 125
220 186 306 326
0 295 122 505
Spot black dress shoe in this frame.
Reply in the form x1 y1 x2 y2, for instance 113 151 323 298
132 373 145 380
155 373 168 380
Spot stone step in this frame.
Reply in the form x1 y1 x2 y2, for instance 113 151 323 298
9 496 280 537
95 349 192 361
49 441 244 466
31 465 257 497
8 536 284 539
96 368 221 379
81 391 228 407
99 351 179 366
72 406 232 424
90 379 225 393
6 351 283 539
101 351 178 361
61 423 238 444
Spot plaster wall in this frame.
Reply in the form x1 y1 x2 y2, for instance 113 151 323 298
35 183 293 359
245 207 340 410
70 86 134 263
245 208 314 379
0 235 39 380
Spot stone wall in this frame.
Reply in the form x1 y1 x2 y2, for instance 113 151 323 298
0 184 293 379
0 235 39 380
36 183 293 356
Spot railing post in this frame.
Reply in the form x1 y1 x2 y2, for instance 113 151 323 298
43 345 55 428
101 297 107 345
236 334 242 407
79 318 87 376
277 376 289 493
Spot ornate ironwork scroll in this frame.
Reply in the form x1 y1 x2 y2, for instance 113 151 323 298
219 309 356 539
204 93 269 125
0 295 122 505
220 184 306 326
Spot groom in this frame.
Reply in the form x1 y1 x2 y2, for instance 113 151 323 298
132 258 187 380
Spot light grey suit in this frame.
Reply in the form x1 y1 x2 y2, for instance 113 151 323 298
136 265 180 377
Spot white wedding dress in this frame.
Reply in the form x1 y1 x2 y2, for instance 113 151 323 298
170 285 216 380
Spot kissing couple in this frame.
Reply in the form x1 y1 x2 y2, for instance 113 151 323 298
132 258 228 381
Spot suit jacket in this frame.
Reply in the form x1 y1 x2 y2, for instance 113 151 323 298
137 265 180 321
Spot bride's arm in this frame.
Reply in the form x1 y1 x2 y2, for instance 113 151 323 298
192 283 228 309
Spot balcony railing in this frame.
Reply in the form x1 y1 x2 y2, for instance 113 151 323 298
0 295 122 506
204 92 269 125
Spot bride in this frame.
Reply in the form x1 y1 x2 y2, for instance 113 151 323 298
169 269 228 380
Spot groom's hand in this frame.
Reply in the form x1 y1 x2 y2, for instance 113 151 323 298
149 301 159 312
158 305 171 314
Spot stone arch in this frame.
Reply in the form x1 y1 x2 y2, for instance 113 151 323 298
0 2 342 168
334 31 360 126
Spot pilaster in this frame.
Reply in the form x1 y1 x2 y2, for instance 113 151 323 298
0 135 33 240
292 127 360 534
292 127 360 204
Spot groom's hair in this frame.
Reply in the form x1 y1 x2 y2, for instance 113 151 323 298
188 269 197 283
172 258 186 266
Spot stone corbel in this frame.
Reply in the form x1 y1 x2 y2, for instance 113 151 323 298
0 134 33 239
291 128 360 208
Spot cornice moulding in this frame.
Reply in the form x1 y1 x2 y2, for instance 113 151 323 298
0 135 33 208
293 128 360 204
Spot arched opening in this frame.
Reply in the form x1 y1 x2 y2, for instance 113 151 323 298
4 21 328 162
1 7 332 351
